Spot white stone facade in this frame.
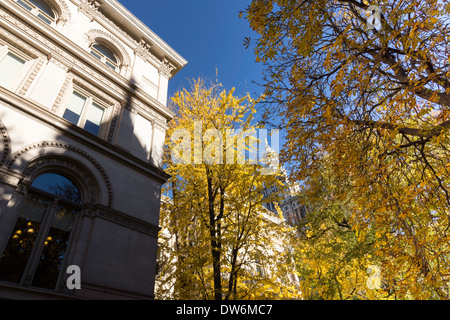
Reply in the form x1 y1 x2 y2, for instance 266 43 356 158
0 0 186 299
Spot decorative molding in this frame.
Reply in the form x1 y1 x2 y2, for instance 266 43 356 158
106 103 120 143
79 202 161 238
134 39 151 59
22 156 99 204
0 22 40 57
0 7 170 123
6 141 113 207
86 29 131 67
48 55 70 71
51 73 73 113
0 120 11 167
77 0 100 21
0 173 20 187
72 73 118 105
52 73 121 142
0 7 127 97
59 71 122 108
78 0 162 66
17 56 46 96
122 95 166 124
10 0 72 24
96 205 161 238
153 121 167 134
0 26 47 97
81 206 96 218
52 0 72 24
159 58 175 78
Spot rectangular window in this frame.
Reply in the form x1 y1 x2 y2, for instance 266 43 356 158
90 50 102 61
31 205 78 290
0 52 26 89
37 13 52 25
62 91 105 137
105 60 117 71
63 91 86 125
0 194 49 284
17 0 32 11
84 102 104 136
16 0 56 25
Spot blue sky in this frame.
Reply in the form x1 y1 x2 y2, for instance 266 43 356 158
121 0 265 99
121 1 283 173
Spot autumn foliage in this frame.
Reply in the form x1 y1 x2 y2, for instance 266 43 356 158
243 0 450 299
157 80 299 300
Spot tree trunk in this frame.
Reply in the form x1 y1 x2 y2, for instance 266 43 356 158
225 247 239 300
207 169 222 300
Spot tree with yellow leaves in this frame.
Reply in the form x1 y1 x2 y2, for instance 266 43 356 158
243 0 450 299
294 158 387 299
157 80 299 300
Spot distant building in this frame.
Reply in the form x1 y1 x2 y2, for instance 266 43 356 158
0 0 186 299
261 145 305 226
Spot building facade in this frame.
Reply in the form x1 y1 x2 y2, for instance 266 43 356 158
261 147 305 226
0 0 186 299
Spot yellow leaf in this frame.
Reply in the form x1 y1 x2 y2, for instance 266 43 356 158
430 9 440 16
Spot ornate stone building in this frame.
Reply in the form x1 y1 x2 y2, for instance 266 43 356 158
260 146 304 226
0 0 186 299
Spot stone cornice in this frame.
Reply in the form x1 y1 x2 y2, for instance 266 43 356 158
89 204 161 238
73 0 187 77
0 166 22 188
159 58 176 79
94 0 187 73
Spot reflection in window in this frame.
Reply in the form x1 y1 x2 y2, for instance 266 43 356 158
90 43 119 71
0 173 81 290
62 90 105 136
31 204 78 289
0 195 48 284
16 0 57 25
32 173 81 203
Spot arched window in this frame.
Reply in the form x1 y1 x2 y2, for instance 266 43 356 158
16 0 58 25
90 43 120 71
0 173 81 290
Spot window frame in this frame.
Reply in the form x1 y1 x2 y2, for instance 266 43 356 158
15 0 58 26
0 44 33 92
0 174 82 290
89 43 120 72
61 87 108 138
